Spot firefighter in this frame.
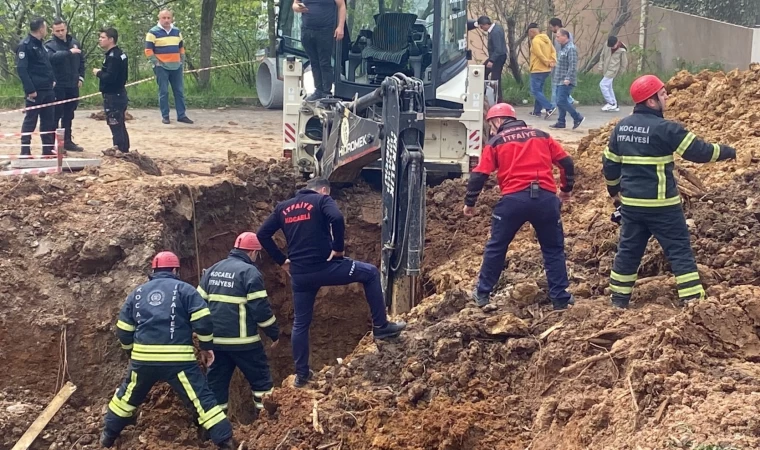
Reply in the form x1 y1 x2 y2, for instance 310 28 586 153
602 75 736 308
197 232 279 416
257 176 407 388
464 103 576 310
101 251 235 450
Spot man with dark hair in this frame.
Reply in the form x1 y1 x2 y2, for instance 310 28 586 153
550 29 584 130
548 18 576 107
45 18 85 152
527 23 556 119
598 35 627 112
257 177 406 388
93 27 130 153
476 16 507 103
16 17 56 156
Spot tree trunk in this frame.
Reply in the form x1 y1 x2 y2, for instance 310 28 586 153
580 0 631 73
505 16 522 84
268 0 277 57
199 0 217 89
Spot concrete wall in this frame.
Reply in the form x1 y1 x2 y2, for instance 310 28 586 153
646 6 755 71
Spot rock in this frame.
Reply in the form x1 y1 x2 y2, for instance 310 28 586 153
23 194 43 205
408 361 425 377
102 276 114 284
432 191 447 204
228 121 239 125
78 237 123 273
34 238 52 257
408 382 427 403
686 218 696 228
86 200 102 206
78 434 94 445
510 281 540 307
30 240 39 248
255 202 270 210
484 313 529 337
7 403 29 415
433 338 462 363
573 282 592 298
48 178 66 190
210 163 227 174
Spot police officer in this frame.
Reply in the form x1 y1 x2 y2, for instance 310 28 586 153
93 27 130 153
464 103 576 310
16 17 56 156
45 18 85 152
101 251 235 450
257 177 407 388
197 232 279 416
602 75 736 308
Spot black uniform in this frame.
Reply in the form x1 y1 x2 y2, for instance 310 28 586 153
16 33 56 155
96 45 130 153
197 249 279 413
103 271 233 446
602 104 736 308
45 34 85 147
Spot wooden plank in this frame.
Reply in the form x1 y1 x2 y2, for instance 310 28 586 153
10 158 101 170
11 382 77 450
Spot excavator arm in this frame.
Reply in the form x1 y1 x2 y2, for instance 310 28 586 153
314 73 426 314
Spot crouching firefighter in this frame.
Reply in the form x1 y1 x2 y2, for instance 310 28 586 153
197 232 279 416
602 75 736 308
464 103 576 310
101 251 235 450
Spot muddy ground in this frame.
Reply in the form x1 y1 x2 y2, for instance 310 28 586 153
2 66 760 450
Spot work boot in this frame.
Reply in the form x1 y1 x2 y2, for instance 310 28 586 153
552 294 575 311
305 90 323 102
217 438 238 450
178 116 194 124
162 117 170 124
64 141 84 152
100 431 117 448
611 298 629 309
471 289 490 308
294 369 314 388
373 321 407 339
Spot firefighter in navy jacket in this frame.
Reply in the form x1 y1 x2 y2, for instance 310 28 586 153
464 103 576 310
101 251 235 450
602 75 736 308
197 232 279 415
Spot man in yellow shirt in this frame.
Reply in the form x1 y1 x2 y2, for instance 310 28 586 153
528 23 556 119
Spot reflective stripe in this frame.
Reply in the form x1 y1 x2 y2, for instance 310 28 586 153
133 344 195 353
710 143 720 162
190 308 211 322
117 320 135 332
678 285 704 298
610 284 633 295
676 272 701 284
611 271 637 283
204 409 227 429
208 294 247 304
131 353 197 362
108 399 132 418
620 155 674 165
214 335 261 345
253 389 273 398
254 401 264 409
196 333 213 342
247 290 268 300
656 164 666 199
219 403 228 410
258 316 276 328
620 195 682 208
177 372 228 430
605 177 621 186
121 343 133 350
675 132 696 156
603 146 621 163
197 286 209 300
109 371 138 418
239 304 247 338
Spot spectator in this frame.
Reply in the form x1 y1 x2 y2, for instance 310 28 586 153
549 18 576 107
476 16 508 103
598 35 628 112
549 29 584 130
93 27 130 153
527 23 556 119
46 18 85 152
145 9 193 124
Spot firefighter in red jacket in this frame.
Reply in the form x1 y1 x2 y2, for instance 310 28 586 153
464 103 576 310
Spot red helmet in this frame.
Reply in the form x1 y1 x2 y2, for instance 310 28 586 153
486 103 517 121
630 75 665 104
234 232 262 251
152 251 180 269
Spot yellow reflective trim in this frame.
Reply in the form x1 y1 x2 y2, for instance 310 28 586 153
213 335 261 345
178 371 206 422
257 316 276 328
197 286 209 300
198 405 224 425
110 394 136 413
190 308 211 322
611 271 637 283
247 290 268 300
710 144 720 162
123 371 138 404
620 195 682 208
239 304 247 338
675 272 701 284
254 402 264 409
605 177 621 186
610 285 633 295
131 353 198 362
196 333 213 342
675 132 696 156
678 285 705 298
108 400 132 418
208 294 247 304
603 146 621 163
620 155 674 165
253 389 273 398
657 164 666 199
117 320 136 332
132 344 195 353
203 409 227 429
121 343 133 350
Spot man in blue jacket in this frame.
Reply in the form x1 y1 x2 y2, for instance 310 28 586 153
257 177 406 388
101 251 235 449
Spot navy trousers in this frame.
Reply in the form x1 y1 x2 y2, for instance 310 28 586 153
476 189 572 308
103 361 232 445
207 346 273 412
290 258 388 377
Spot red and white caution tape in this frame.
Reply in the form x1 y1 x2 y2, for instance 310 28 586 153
0 130 56 139
0 154 59 159
0 166 60 176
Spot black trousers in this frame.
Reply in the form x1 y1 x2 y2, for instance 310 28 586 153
103 91 130 153
54 86 79 143
207 347 273 412
302 27 335 94
610 205 705 307
485 56 507 103
21 90 56 155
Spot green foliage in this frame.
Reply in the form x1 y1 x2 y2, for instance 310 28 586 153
650 0 760 27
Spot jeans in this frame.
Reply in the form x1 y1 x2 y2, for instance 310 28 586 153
600 77 616 106
54 86 79 143
20 90 55 155
530 72 552 114
551 84 575 108
556 84 583 126
154 65 187 119
301 27 335 94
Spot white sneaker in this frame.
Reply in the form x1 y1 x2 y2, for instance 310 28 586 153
609 105 620 112
601 103 613 111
